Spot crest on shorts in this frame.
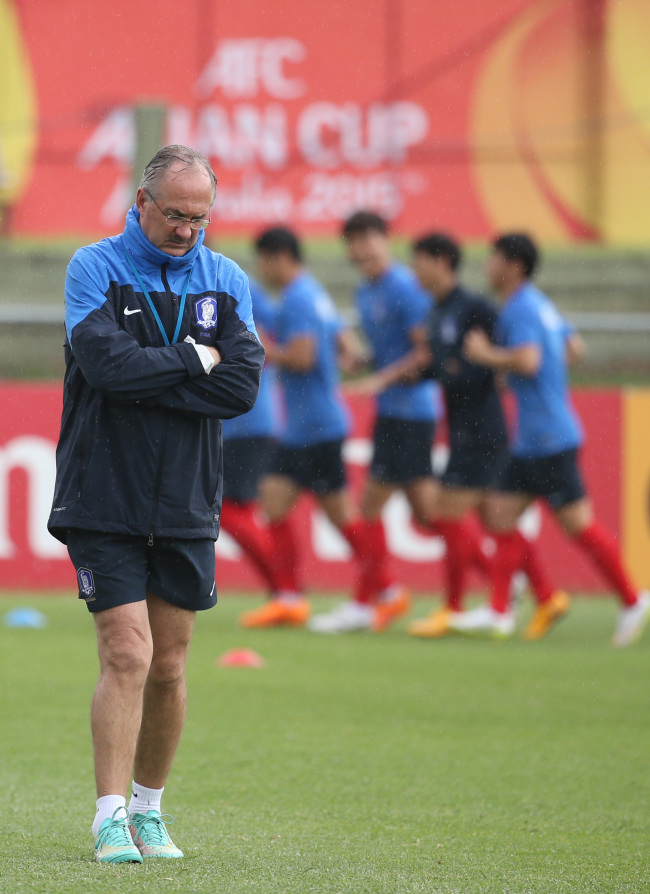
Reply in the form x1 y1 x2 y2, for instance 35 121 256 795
77 567 96 600
194 296 218 330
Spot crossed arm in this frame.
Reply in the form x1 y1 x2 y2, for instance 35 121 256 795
68 282 264 419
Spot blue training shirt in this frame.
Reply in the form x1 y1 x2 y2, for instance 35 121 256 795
496 282 583 458
355 262 440 421
275 271 349 447
222 278 281 441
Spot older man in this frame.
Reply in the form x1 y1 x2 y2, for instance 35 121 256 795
48 145 264 863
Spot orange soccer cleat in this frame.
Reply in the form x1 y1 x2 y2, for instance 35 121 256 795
239 595 310 629
523 590 570 640
371 586 411 632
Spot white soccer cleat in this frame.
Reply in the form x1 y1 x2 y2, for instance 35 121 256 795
307 600 375 634
447 604 515 639
612 591 650 647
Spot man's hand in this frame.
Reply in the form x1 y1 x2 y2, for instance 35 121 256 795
343 374 385 398
462 328 494 365
566 332 586 367
184 335 221 373
337 329 367 376
265 335 315 373
206 346 222 366
463 328 540 376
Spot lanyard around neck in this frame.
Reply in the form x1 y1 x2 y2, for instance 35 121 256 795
123 247 192 346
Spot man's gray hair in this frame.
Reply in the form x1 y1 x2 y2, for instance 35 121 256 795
139 145 217 202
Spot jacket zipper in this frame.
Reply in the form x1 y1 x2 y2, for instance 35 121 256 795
148 263 175 544
147 395 170 545
161 263 178 308
76 411 87 501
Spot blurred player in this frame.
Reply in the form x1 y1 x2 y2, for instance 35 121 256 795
221 278 284 597
461 233 649 645
239 227 399 632
308 210 438 632
407 233 567 638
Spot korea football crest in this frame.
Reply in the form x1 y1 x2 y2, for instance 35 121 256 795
194 296 218 330
77 567 96 601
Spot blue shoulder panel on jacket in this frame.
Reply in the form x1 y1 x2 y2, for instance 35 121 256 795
64 240 117 340
66 235 259 343
213 253 258 336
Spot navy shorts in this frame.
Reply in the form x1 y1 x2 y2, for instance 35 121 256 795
370 417 436 485
222 436 275 503
497 448 586 510
66 529 217 613
270 439 346 495
442 435 510 491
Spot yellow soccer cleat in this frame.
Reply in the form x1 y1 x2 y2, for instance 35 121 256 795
407 608 454 638
523 590 570 640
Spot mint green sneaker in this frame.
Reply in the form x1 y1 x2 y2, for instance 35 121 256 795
129 810 184 858
94 806 143 864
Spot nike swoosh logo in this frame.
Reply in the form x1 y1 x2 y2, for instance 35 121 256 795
124 307 142 316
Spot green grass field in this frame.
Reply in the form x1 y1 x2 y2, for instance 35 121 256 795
1 592 648 894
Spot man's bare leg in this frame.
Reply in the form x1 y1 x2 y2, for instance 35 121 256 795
132 592 196 789
359 476 395 523
92 600 153 799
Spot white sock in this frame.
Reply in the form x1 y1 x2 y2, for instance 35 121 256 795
129 781 164 817
92 795 126 837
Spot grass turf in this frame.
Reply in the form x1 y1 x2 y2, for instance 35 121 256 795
0 592 648 893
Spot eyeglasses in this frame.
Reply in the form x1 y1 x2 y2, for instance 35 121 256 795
145 191 211 230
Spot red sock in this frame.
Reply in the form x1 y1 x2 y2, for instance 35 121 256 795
460 515 493 579
435 520 468 611
267 516 301 594
575 520 638 606
516 531 554 604
342 519 393 604
490 531 527 613
433 518 492 611
220 500 283 594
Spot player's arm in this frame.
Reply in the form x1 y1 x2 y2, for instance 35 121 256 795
560 314 585 367
435 300 501 389
337 327 367 376
264 334 316 373
66 252 208 400
565 330 586 366
247 277 280 366
251 322 276 363
463 329 541 376
345 324 432 396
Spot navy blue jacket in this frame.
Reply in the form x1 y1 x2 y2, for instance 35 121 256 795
48 206 264 543
424 285 507 451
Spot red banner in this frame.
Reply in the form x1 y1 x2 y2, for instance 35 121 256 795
6 0 650 243
0 383 623 595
